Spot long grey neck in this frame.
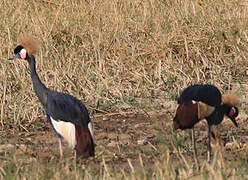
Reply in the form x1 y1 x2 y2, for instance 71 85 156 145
27 55 49 106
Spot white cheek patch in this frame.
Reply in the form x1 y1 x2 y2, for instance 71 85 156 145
50 117 76 149
20 48 27 59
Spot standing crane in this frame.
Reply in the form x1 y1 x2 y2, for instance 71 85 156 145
8 36 95 158
173 84 239 163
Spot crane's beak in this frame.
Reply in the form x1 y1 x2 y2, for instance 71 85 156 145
229 116 238 127
8 54 20 60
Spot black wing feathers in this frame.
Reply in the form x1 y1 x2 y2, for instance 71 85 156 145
178 84 221 106
46 91 90 126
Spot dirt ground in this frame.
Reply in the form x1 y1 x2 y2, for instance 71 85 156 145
1 109 248 172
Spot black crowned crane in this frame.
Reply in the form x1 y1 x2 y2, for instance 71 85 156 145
8 36 94 158
173 84 239 163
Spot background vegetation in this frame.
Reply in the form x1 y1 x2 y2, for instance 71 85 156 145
0 0 248 179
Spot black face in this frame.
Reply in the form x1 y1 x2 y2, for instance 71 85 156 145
14 45 24 54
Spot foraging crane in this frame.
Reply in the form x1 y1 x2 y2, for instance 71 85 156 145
173 84 239 163
8 36 95 158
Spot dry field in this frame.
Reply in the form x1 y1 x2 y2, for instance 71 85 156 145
0 0 248 179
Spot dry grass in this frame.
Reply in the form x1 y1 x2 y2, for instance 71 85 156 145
0 0 248 179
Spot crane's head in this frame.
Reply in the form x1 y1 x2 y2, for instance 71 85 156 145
218 104 239 127
8 35 39 61
8 45 28 60
222 94 239 127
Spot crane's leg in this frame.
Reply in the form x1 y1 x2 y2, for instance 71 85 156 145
192 127 199 169
58 138 63 157
207 125 211 163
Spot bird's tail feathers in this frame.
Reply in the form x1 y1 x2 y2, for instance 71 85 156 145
18 34 39 55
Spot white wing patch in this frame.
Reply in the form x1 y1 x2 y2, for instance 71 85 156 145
192 100 197 104
50 117 76 149
88 122 94 142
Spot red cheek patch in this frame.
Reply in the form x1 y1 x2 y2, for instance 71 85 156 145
228 107 236 117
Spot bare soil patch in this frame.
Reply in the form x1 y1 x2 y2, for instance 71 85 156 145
1 111 247 173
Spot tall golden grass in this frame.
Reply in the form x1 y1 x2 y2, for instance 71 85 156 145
2 0 247 129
